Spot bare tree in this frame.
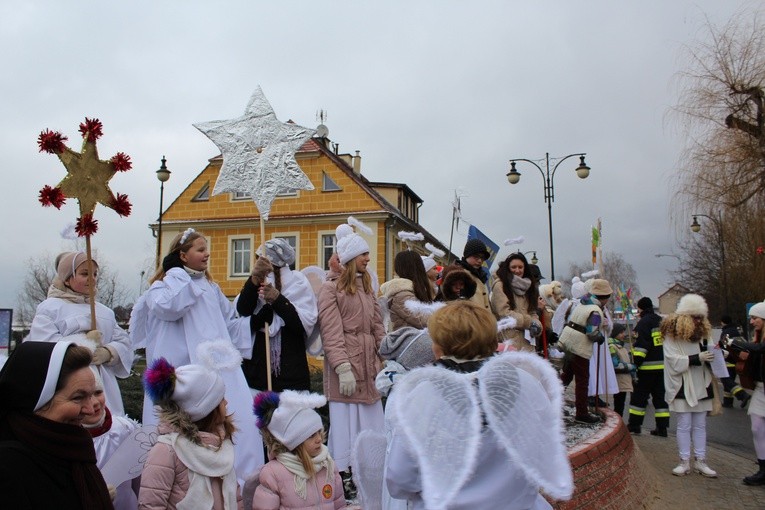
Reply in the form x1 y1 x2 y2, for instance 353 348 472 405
564 251 641 299
16 253 131 327
672 8 765 210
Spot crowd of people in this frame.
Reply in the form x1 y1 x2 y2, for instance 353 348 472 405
1 223 764 509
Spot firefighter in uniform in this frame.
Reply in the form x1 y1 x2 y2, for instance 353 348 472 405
719 315 751 408
627 297 670 436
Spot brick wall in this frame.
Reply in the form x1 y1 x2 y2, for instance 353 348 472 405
550 410 657 510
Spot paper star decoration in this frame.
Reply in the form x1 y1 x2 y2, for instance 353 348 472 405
194 86 316 220
37 117 132 236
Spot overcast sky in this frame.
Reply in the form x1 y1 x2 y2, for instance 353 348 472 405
1 1 756 313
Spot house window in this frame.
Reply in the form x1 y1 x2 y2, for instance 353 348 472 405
322 172 341 192
274 235 298 270
231 238 251 276
321 234 336 270
232 191 251 201
192 182 210 201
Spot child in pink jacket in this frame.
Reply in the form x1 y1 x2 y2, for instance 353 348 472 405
139 357 243 510
251 390 344 509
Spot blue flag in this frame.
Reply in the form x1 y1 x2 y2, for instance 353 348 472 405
467 225 500 269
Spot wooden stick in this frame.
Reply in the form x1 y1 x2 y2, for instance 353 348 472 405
260 217 272 391
85 235 97 331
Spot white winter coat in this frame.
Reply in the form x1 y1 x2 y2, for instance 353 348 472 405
663 336 714 412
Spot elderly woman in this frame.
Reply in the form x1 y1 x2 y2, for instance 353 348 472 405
0 341 113 508
29 251 133 415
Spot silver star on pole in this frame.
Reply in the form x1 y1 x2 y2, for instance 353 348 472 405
194 86 315 220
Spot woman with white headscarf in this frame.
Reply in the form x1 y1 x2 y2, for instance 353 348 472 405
28 251 132 416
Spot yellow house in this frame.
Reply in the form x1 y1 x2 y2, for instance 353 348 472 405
154 135 452 298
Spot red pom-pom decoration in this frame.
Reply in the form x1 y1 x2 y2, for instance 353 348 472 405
75 214 99 237
78 117 103 142
111 152 132 172
144 357 177 403
112 193 132 217
37 129 68 154
38 185 66 209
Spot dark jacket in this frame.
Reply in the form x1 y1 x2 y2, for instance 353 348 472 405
237 279 310 392
633 310 664 370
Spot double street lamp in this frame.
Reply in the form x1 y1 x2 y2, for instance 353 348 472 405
690 212 726 313
506 153 591 280
155 156 171 269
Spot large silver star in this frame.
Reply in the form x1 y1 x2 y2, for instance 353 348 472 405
194 86 315 220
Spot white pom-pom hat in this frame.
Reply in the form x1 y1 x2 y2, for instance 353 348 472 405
336 216 371 264
268 390 326 450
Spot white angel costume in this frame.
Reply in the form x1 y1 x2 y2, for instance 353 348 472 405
89 412 140 510
29 298 133 416
384 353 573 510
130 267 263 480
588 308 617 397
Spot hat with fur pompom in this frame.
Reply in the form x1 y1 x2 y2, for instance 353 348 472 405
336 216 371 265
675 293 708 317
255 390 325 451
144 359 225 422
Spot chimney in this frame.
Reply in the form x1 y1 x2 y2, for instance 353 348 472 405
353 150 361 175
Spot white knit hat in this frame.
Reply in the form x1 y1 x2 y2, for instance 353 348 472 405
749 301 765 319
267 390 326 450
421 255 437 272
172 364 225 421
570 277 586 299
675 293 708 317
336 216 371 265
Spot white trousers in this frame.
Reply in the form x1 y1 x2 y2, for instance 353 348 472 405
675 411 707 461
328 401 384 472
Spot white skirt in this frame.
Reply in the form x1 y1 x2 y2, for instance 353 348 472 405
748 382 765 418
328 401 384 472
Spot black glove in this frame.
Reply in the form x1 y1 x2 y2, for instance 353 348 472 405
249 306 273 334
162 251 183 272
591 333 605 345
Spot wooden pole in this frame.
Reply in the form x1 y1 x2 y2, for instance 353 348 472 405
260 217 272 391
85 235 97 331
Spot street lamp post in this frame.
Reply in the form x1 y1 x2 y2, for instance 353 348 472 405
506 152 590 280
155 156 171 269
690 212 726 313
522 250 539 265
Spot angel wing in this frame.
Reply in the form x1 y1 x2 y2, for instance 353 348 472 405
368 268 380 295
551 298 577 336
300 266 326 355
352 430 387 510
378 296 391 333
478 354 573 501
391 366 481 509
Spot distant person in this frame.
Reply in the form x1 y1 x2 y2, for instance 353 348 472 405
718 315 750 408
609 324 636 417
421 255 441 298
435 265 477 302
628 297 670 437
730 301 765 485
28 251 133 416
662 294 717 477
380 250 435 331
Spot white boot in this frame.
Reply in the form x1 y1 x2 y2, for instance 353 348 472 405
672 459 691 476
694 458 718 478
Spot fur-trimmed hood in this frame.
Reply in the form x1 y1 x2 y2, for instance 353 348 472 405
380 277 414 298
440 267 477 301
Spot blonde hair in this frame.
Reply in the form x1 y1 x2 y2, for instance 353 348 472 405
336 256 373 295
260 427 325 476
150 230 212 284
428 301 497 359
660 313 711 342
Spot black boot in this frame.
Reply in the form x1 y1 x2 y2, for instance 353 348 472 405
650 427 668 437
743 459 765 486
739 392 752 409
722 397 734 408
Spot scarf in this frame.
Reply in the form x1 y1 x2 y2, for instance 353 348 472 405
6 412 113 508
456 258 488 283
157 432 238 510
510 276 531 296
276 444 334 500
47 279 90 304
84 407 113 438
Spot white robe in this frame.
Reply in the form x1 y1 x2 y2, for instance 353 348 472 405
130 268 264 481
29 298 133 416
588 341 619 397
92 414 140 510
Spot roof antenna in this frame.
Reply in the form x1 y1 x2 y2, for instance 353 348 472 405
315 109 329 138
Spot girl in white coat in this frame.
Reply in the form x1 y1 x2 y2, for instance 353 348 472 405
130 228 263 481
29 251 132 416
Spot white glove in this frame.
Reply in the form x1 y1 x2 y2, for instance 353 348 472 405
335 362 357 397
107 484 116 502
92 346 113 366
698 351 714 363
86 329 103 344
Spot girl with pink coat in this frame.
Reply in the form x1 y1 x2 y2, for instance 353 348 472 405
250 390 344 509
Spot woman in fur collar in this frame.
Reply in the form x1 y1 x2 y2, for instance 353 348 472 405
662 294 717 478
491 252 542 352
